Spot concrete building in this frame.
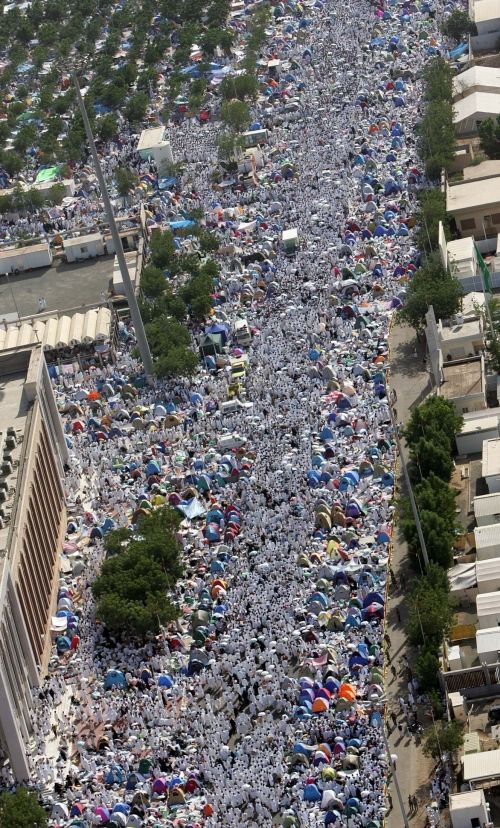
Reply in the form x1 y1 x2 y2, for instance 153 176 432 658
483 437 500 492
477 556 500 591
63 233 105 263
476 626 500 663
453 65 500 99
450 789 491 828
470 0 500 51
446 172 500 240
137 126 173 169
477 591 500 628
453 91 500 136
0 345 67 780
474 491 500 525
456 413 499 455
474 523 500 559
440 357 486 415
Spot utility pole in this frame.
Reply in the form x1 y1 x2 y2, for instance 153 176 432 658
72 73 154 379
389 393 430 570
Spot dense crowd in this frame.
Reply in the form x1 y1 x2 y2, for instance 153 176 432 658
0 0 453 824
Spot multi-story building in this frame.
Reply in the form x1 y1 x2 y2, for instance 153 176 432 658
0 345 67 780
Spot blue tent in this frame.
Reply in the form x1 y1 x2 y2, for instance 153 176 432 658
104 670 127 690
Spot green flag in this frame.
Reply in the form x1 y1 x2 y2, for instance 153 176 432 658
475 243 492 293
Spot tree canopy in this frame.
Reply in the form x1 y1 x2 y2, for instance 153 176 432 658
423 721 464 759
478 115 500 160
397 252 463 331
92 507 182 639
441 9 477 42
0 788 47 828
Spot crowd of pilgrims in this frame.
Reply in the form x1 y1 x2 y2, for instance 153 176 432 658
0 0 453 823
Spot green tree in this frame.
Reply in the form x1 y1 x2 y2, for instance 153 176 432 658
140 264 166 298
46 183 66 205
221 99 251 132
407 569 455 646
114 166 138 198
409 435 454 483
397 252 463 331
149 229 176 269
417 100 456 179
97 113 118 142
0 788 47 827
441 9 476 42
415 188 452 254
402 506 455 568
124 91 149 124
422 56 453 103
155 345 198 378
198 229 220 253
103 526 130 557
416 647 440 693
423 721 464 759
404 396 463 454
478 115 500 160
220 73 259 101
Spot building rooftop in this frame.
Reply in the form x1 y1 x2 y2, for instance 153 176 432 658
62 233 103 248
453 65 500 97
475 523 500 548
449 790 484 810
0 242 50 260
463 159 500 181
453 91 500 126
441 358 483 399
472 0 500 24
482 437 500 477
0 349 34 552
460 414 498 435
474 491 500 518
446 174 500 214
440 319 482 341
476 557 500 582
477 591 500 614
137 126 169 150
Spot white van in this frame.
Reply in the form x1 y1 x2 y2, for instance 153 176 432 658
220 400 254 415
218 433 247 450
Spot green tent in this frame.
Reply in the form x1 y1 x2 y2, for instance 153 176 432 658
36 165 60 183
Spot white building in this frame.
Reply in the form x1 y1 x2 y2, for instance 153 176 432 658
477 591 500 628
453 91 500 135
450 789 491 828
137 126 173 169
453 65 500 99
474 523 500 559
471 0 500 51
476 556 500 591
63 233 105 263
456 413 499 455
474 491 500 525
482 437 500 492
477 625 500 662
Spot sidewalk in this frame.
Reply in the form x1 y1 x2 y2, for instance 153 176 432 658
386 322 435 828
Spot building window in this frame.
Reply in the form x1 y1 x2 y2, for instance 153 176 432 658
460 218 476 231
492 213 500 225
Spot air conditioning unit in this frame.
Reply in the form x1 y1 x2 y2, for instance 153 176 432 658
1 462 12 476
5 436 16 450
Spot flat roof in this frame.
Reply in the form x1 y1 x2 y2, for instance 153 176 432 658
476 557 500 581
477 591 500 613
0 242 50 259
463 748 500 782
446 174 500 214
442 359 483 399
450 790 484 809
137 126 168 150
447 235 475 261
453 65 500 96
460 415 498 435
0 348 33 553
463 159 500 181
440 319 482 341
454 91 500 125
477 626 500 653
475 523 500 548
62 233 103 247
483 437 500 477
474 491 500 517
473 0 500 24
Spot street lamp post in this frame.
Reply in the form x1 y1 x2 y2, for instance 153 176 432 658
72 73 154 379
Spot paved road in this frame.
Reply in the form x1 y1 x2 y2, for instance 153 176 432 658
386 321 436 828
